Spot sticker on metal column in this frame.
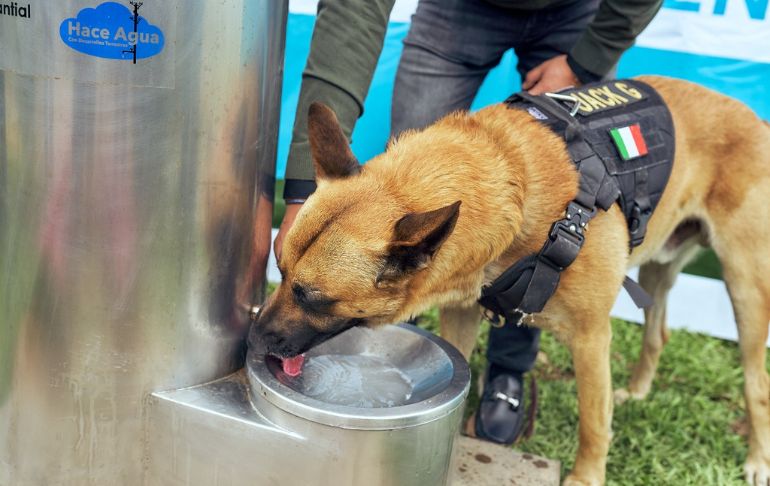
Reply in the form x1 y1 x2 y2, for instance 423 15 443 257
59 2 164 62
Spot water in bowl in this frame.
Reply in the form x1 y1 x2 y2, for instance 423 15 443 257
289 354 415 408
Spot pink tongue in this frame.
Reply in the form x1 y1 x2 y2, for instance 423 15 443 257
281 354 306 377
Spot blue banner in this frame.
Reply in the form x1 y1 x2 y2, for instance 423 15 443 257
277 7 769 178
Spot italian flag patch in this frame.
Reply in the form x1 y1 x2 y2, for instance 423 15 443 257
609 124 648 160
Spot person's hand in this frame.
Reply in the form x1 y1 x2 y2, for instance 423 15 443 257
522 55 580 95
274 203 304 262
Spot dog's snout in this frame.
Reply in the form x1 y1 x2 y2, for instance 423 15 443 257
251 307 303 356
248 290 360 357
260 330 285 348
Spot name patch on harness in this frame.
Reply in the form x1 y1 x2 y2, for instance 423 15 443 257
560 82 648 117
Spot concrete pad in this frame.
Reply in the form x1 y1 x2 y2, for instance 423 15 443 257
451 435 560 486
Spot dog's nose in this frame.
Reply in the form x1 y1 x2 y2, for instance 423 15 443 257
260 330 285 348
251 316 293 355
248 307 281 352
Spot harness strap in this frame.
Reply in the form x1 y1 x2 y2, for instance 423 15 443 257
623 276 654 308
479 90 653 327
629 168 652 248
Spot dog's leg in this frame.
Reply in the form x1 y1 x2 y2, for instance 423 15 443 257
704 164 770 486
616 241 702 404
562 320 613 486
721 262 770 486
440 304 481 361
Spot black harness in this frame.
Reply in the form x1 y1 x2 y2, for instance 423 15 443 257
478 79 675 326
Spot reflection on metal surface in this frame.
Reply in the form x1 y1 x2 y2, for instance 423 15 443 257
0 1 287 484
148 370 467 486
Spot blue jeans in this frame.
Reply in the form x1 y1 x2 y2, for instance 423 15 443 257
390 0 611 374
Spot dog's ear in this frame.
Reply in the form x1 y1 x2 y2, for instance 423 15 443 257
376 201 461 286
308 102 360 180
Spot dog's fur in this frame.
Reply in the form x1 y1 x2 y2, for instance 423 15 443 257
254 76 770 485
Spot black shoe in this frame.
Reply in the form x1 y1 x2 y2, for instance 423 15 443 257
473 367 531 445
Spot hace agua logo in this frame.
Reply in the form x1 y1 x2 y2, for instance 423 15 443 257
59 2 164 62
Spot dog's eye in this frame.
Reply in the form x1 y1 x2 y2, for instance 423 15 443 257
292 283 337 314
292 283 309 304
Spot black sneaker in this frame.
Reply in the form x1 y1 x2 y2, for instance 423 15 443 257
468 367 537 445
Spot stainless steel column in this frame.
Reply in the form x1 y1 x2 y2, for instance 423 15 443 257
0 1 287 484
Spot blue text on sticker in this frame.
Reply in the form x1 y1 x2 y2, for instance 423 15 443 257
59 2 164 60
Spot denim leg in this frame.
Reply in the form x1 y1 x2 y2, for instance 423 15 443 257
487 324 541 374
514 0 602 79
391 0 527 136
391 45 491 136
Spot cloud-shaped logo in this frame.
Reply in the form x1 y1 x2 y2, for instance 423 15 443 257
59 2 165 61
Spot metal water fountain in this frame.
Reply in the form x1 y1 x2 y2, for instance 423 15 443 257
0 1 470 485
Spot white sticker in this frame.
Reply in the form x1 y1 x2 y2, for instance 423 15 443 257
527 106 549 120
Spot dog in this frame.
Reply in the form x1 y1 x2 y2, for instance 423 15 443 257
252 76 770 485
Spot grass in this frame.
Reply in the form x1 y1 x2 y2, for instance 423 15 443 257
273 179 287 229
414 312 755 485
683 249 722 280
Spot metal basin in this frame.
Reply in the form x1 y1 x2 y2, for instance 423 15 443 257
246 324 471 485
248 324 470 430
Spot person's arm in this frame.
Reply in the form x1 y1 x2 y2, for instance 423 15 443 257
525 0 663 94
283 0 396 202
567 0 663 82
277 0 395 260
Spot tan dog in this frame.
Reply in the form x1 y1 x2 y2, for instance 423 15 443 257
253 76 770 485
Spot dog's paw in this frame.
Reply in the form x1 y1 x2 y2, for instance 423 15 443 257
613 388 645 405
745 454 770 485
613 388 632 405
563 474 602 486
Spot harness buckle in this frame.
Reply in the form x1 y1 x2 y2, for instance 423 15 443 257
541 202 594 270
544 92 580 117
564 201 596 234
545 223 583 260
548 222 583 244
629 203 652 239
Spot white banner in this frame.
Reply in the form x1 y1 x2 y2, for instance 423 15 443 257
289 0 419 22
637 0 770 64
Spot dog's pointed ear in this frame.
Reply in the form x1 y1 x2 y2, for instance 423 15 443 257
308 102 360 181
376 201 461 287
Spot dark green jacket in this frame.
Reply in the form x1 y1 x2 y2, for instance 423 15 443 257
283 0 663 200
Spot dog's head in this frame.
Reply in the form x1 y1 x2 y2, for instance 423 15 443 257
252 103 461 358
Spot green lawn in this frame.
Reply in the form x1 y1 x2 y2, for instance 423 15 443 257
414 311 753 485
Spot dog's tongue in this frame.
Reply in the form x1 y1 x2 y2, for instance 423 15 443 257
281 354 305 377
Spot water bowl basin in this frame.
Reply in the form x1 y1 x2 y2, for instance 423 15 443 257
247 324 470 430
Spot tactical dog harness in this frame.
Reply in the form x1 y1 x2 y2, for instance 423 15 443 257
478 79 675 326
